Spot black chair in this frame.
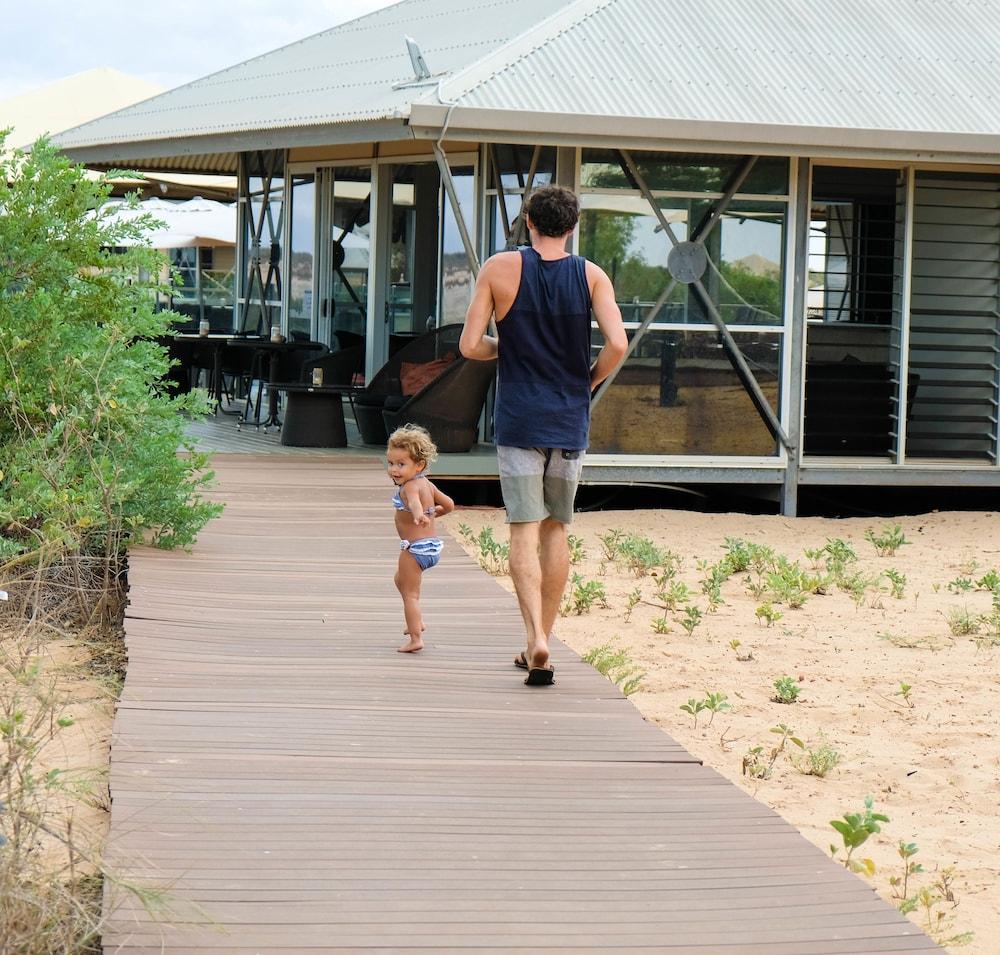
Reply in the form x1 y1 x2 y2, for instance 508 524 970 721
381 352 497 453
241 341 328 426
354 325 464 445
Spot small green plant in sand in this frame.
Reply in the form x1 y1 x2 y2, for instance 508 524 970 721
975 569 1000 592
947 576 974 594
679 697 708 728
679 690 730 730
755 602 782 627
598 528 625 563
894 681 915 708
946 606 980 636
822 538 858 577
561 573 607 616
650 612 671 635
767 557 824 609
884 568 907 599
652 577 691 611
865 523 909 557
902 867 975 947
701 690 731 725
792 737 842 778
772 675 801 704
728 639 753 662
742 723 803 781
679 605 703 636
567 534 586 565
889 841 924 903
829 795 888 876
581 642 645 696
623 587 642 623
700 560 733 611
617 534 677 578
457 524 509 575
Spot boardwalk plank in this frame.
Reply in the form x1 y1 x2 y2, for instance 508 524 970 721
104 456 938 953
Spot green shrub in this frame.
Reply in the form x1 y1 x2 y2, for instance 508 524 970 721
0 137 221 583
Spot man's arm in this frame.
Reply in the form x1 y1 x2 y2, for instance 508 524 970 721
587 262 628 390
460 259 499 361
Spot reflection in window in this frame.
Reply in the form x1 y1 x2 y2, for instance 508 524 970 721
589 330 781 456
329 166 371 346
579 194 785 326
580 150 789 196
439 165 475 325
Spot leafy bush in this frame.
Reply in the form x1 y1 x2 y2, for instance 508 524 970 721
0 137 220 589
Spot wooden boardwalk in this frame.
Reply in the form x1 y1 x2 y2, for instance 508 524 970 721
104 455 938 953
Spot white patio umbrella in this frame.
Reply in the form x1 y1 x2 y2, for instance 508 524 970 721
105 196 236 249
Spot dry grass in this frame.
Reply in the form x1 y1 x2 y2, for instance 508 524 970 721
0 549 127 954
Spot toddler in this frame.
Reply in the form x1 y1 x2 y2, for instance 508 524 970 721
387 424 454 652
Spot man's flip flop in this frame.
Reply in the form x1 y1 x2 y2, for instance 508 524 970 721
514 652 555 672
524 665 555 687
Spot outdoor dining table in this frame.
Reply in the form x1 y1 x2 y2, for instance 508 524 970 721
173 333 248 414
275 383 364 447
226 337 322 430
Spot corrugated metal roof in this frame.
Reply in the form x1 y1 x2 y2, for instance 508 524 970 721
52 0 1000 166
51 0 569 155
439 0 1000 138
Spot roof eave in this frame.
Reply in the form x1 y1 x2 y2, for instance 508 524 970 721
57 117 414 172
409 103 1000 164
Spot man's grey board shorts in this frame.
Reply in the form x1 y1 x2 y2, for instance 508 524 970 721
497 446 585 524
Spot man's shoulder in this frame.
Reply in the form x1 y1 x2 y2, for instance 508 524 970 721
482 250 522 293
484 250 522 270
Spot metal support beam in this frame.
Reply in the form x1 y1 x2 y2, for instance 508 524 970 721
691 156 758 243
618 150 681 248
780 158 812 516
505 145 542 250
487 143 512 244
432 142 480 279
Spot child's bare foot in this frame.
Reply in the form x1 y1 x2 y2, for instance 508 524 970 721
398 634 424 653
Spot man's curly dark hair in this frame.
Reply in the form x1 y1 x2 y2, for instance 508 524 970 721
523 185 580 238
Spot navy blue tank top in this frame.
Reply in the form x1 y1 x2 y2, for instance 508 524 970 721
494 248 592 450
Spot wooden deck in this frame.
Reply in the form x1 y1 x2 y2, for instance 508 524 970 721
103 454 939 953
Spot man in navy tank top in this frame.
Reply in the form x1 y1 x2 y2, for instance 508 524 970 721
460 185 627 686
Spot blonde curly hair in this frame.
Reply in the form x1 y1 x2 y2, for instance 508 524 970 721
387 423 438 467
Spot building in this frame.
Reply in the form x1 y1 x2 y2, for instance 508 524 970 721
51 0 1000 513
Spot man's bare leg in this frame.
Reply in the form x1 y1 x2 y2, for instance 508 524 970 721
508 521 550 668
539 517 570 640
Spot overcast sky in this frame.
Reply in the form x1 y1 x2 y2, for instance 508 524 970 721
1 0 399 100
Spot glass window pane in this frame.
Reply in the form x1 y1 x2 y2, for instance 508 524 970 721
440 165 474 325
488 144 555 191
288 174 315 341
580 149 788 196
589 329 782 456
330 166 371 345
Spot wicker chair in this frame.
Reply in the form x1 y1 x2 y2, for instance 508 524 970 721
354 325 464 445
381 352 497 453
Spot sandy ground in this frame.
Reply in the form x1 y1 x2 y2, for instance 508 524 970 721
0 634 112 874
446 507 1000 953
